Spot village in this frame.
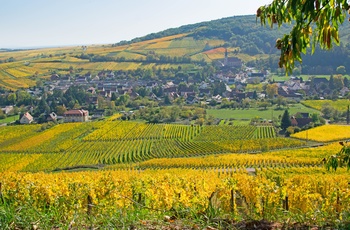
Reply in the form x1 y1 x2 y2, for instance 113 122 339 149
0 49 349 128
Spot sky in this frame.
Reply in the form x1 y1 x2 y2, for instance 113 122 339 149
0 0 272 49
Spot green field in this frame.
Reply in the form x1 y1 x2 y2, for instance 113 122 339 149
207 103 320 120
270 74 331 82
0 115 17 124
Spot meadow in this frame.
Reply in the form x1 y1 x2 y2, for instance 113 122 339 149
207 103 320 121
0 120 350 229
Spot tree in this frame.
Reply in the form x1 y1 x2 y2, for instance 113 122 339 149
258 101 270 110
333 74 344 90
281 109 291 130
252 90 258 100
7 93 16 105
329 75 335 90
164 95 171 105
55 105 67 116
336 65 346 75
266 83 278 99
0 109 5 119
258 0 348 73
326 142 350 171
275 96 286 109
116 94 130 106
36 80 43 88
321 103 335 119
111 92 117 101
169 106 180 122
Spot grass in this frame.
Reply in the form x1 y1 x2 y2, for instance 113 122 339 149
270 74 333 82
0 115 17 124
218 119 251 125
207 103 320 120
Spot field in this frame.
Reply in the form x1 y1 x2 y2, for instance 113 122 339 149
291 124 350 142
269 75 332 82
0 34 228 90
1 121 350 229
207 103 320 121
302 99 350 112
0 115 17 124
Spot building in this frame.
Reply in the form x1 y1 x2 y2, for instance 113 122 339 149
63 109 89 122
223 48 242 68
46 112 57 122
20 112 34 124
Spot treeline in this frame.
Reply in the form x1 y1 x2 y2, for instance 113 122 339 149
77 52 206 65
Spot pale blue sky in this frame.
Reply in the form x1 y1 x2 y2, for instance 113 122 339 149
0 0 271 48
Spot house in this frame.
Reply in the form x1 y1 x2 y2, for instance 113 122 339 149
186 95 198 104
76 75 87 83
88 96 98 106
223 49 242 68
50 74 60 81
146 81 158 90
199 88 211 96
312 77 329 85
20 112 34 124
295 112 310 118
106 71 115 79
340 87 350 97
91 75 100 83
291 116 313 128
163 86 178 95
87 87 96 94
1 106 13 115
63 109 89 122
291 113 313 128
46 112 57 122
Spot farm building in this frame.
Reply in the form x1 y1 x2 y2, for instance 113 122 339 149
63 109 89 123
20 112 34 124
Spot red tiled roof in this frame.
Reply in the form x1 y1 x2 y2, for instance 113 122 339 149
64 109 88 116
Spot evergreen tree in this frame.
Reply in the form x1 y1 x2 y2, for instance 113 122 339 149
164 95 171 105
344 77 349 88
281 109 291 130
253 90 258 100
329 75 335 90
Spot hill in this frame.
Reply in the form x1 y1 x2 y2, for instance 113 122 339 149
1 15 350 90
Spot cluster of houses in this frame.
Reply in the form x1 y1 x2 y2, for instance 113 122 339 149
40 68 272 107
18 109 89 124
3 56 349 126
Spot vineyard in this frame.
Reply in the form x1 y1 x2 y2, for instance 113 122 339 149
1 122 350 229
0 34 227 90
0 121 291 172
302 99 350 112
291 124 350 142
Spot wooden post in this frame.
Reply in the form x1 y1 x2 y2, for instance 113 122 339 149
0 182 3 204
230 189 234 214
285 195 289 211
87 195 93 216
336 189 340 218
137 193 142 205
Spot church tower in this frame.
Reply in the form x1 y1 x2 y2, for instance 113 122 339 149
224 48 228 66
